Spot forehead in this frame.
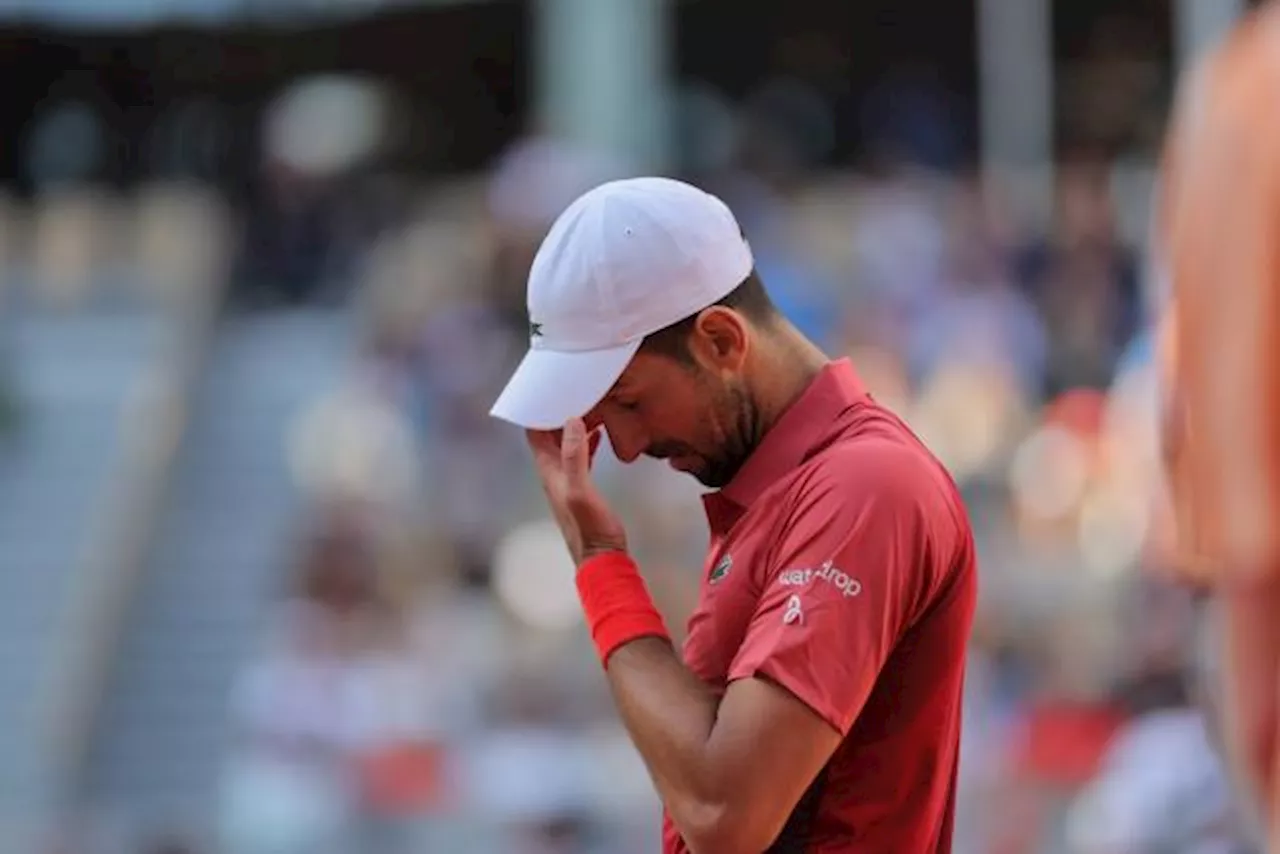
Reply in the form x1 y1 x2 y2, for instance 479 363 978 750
610 350 684 393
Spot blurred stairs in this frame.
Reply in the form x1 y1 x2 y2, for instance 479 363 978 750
80 308 352 826
0 311 167 814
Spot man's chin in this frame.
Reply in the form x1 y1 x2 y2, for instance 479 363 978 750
665 455 700 475
678 460 732 489
650 454 733 488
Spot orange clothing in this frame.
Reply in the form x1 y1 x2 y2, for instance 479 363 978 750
1159 3 1280 584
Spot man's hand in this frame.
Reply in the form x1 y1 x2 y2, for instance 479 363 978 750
527 417 628 564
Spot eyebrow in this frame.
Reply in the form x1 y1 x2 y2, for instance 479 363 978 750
606 378 636 397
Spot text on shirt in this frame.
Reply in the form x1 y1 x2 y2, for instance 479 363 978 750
777 559 862 598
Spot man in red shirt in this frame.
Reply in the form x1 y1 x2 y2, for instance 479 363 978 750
491 177 977 853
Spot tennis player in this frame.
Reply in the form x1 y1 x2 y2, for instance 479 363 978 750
1158 3 1280 846
491 176 977 853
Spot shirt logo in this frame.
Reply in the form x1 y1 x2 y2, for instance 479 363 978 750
709 553 732 584
529 321 544 338
777 560 861 598
782 595 804 625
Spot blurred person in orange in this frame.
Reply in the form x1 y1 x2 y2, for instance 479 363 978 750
1158 2 1280 846
491 177 977 853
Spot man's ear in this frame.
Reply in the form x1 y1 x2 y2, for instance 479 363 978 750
688 307 749 371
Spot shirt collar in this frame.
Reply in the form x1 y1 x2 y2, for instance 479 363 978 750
702 359 869 528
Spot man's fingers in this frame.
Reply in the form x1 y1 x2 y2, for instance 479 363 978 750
563 418 610 519
561 417 591 491
526 428 572 505
526 428 562 453
526 428 563 470
588 427 603 467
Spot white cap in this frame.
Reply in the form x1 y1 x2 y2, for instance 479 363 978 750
490 177 753 429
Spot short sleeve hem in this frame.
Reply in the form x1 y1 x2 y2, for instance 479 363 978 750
727 656 852 737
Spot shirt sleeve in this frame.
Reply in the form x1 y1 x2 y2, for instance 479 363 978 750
726 444 944 735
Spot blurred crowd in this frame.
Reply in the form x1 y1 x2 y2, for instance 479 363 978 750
0 8 1259 854
216 74 1247 854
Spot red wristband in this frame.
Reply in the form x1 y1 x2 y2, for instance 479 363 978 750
576 551 670 667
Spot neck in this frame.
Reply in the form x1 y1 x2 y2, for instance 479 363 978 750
749 323 828 436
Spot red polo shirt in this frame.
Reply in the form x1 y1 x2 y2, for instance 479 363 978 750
662 359 977 853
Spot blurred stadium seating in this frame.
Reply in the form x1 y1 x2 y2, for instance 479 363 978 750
0 1 1266 852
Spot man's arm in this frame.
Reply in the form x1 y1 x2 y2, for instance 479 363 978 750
604 639 840 854
1161 19 1280 834
599 446 930 854
1162 30 1280 577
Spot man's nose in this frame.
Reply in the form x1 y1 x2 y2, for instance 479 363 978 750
599 417 646 464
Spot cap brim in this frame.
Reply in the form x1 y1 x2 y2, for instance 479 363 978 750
490 339 641 429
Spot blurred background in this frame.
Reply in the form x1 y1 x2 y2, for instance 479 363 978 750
0 0 1262 851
